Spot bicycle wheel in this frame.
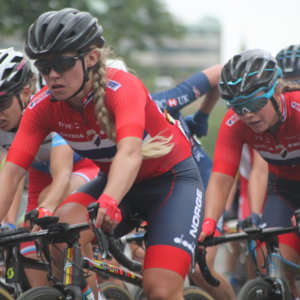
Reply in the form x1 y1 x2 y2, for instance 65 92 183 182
134 287 145 300
17 286 64 300
237 278 281 300
99 282 133 300
183 286 214 300
0 287 14 300
134 285 214 300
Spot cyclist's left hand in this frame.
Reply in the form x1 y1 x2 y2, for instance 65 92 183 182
184 110 209 137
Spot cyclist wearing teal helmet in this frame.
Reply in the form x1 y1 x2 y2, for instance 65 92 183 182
199 49 300 298
219 49 283 132
276 44 300 81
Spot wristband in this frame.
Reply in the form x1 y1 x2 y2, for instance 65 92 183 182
201 218 216 237
36 207 53 218
97 194 122 224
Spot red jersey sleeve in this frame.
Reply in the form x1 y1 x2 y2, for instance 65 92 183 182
105 70 149 142
212 109 246 177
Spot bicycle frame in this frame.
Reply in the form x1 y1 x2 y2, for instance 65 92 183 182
0 228 49 298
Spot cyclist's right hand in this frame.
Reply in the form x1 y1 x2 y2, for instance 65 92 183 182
96 194 122 232
199 218 216 242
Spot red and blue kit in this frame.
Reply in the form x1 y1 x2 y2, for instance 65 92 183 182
8 69 191 180
214 92 300 181
7 68 203 277
214 91 300 253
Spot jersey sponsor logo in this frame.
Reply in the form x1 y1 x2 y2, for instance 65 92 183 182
226 114 240 126
58 122 74 130
167 98 178 107
59 132 85 139
28 90 51 109
173 234 195 254
291 101 300 112
107 80 121 91
192 86 201 98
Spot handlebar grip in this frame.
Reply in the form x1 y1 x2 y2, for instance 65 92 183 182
196 248 220 287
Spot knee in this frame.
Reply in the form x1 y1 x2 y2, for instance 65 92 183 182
143 278 182 300
143 285 174 300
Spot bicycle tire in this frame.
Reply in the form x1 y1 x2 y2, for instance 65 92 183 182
0 286 14 300
134 285 214 300
133 287 145 300
237 278 291 300
98 282 133 300
183 286 214 300
17 286 64 300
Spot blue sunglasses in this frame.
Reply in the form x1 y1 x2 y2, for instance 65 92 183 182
229 83 277 115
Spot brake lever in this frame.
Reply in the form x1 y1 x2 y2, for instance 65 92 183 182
196 247 220 287
87 202 110 259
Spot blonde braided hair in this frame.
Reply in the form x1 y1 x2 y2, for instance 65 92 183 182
91 47 174 159
281 78 300 93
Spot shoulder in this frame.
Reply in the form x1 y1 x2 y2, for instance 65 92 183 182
222 108 242 128
27 86 52 111
283 91 300 113
106 68 144 89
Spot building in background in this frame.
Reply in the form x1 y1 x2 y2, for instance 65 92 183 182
133 16 221 91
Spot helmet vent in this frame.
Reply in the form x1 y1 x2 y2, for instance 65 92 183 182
0 54 8 64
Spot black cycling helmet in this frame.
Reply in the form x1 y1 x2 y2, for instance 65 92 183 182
0 47 33 97
25 8 104 59
219 49 282 103
276 44 300 79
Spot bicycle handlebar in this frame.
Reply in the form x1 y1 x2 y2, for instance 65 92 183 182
198 226 298 248
87 202 143 272
196 225 300 287
0 222 90 248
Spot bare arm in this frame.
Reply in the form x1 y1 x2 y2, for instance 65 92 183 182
198 85 220 115
0 162 26 223
248 150 268 214
95 137 142 230
4 176 25 225
198 64 223 114
38 144 74 213
103 137 142 202
199 172 235 240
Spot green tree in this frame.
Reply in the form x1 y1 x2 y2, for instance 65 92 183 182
0 0 184 54
0 0 185 87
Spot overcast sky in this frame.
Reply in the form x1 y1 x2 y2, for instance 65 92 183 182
163 0 300 63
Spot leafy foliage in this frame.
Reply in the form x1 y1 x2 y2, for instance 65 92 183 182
0 0 184 56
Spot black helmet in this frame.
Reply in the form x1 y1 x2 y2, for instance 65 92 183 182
25 8 104 59
219 49 282 102
0 47 33 97
276 44 300 79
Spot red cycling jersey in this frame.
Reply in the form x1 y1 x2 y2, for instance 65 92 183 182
7 68 191 181
213 91 300 181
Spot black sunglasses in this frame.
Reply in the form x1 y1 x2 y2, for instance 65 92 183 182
34 55 82 75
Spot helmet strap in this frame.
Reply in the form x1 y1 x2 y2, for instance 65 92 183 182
265 96 283 133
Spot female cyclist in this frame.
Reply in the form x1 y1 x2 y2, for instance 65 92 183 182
112 60 235 299
0 47 100 286
199 48 300 298
0 8 204 300
0 47 99 220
